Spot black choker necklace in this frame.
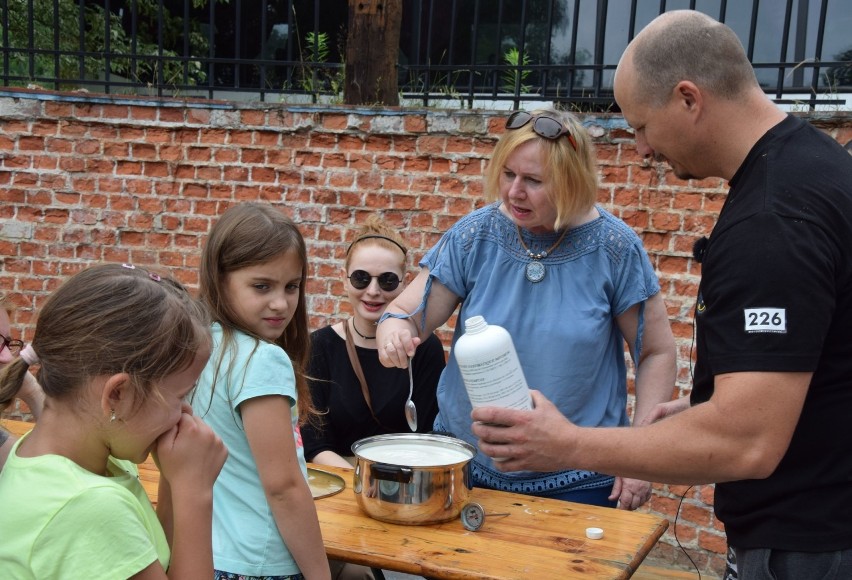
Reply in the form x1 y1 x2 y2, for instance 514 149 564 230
351 318 376 340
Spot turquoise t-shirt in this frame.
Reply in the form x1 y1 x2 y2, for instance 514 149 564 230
191 323 306 577
0 434 168 578
421 203 660 495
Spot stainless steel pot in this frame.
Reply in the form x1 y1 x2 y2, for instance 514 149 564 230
352 433 476 525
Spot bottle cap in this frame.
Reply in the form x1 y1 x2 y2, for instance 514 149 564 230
464 315 487 333
585 527 604 540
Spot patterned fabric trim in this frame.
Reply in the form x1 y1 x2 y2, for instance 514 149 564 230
471 461 614 496
214 571 304 580
433 416 613 496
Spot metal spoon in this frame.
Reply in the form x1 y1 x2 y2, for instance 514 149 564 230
405 357 418 431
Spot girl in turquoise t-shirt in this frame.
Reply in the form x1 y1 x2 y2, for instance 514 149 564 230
0 263 227 579
192 203 330 580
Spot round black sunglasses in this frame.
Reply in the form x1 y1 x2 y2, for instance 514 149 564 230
348 270 401 292
506 111 578 151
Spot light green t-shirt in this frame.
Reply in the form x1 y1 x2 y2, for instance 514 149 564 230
0 434 169 578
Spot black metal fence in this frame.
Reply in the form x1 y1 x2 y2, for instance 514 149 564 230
2 0 850 110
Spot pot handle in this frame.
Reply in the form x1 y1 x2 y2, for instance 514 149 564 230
370 462 414 484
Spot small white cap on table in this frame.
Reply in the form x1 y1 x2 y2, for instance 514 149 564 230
585 527 605 540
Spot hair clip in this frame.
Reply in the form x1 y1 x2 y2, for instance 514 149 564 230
121 263 161 282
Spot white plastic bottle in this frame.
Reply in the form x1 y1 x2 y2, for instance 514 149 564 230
455 315 532 410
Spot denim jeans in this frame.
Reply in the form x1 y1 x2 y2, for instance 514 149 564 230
545 484 617 507
734 547 852 580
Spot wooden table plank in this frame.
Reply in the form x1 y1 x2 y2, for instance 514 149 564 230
1 419 668 579
1 418 33 438
312 464 668 579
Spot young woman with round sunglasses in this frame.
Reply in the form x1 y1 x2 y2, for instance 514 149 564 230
303 215 444 469
302 216 444 580
377 107 676 510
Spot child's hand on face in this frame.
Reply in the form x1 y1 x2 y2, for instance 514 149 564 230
155 413 227 492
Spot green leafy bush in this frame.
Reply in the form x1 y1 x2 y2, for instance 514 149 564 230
1 0 212 90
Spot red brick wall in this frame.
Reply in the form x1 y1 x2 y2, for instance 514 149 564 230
2 87 850 575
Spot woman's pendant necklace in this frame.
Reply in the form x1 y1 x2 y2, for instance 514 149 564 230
516 224 570 283
526 260 546 283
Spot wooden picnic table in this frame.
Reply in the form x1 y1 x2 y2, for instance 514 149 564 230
2 418 668 579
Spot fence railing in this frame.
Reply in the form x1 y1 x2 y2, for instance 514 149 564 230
2 0 850 110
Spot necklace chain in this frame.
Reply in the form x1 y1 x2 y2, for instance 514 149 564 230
350 318 376 340
516 224 569 260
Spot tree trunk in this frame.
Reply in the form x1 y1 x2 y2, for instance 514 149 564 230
344 0 402 105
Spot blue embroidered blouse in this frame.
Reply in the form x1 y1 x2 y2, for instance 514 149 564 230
419 203 660 495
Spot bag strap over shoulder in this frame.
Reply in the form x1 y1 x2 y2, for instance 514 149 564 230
344 319 388 429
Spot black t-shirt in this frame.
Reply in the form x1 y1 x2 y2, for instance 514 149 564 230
691 115 852 551
302 325 444 460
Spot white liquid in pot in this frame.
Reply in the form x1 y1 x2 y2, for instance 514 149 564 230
358 442 473 466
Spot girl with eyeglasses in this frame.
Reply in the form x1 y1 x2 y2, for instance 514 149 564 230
303 215 443 469
377 107 677 510
0 291 45 471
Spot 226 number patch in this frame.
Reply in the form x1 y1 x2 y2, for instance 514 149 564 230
744 308 786 333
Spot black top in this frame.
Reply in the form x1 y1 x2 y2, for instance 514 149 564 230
303 325 444 460
691 115 852 551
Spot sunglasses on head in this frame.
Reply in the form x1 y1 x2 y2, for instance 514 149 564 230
0 332 24 356
348 270 401 292
506 111 578 151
